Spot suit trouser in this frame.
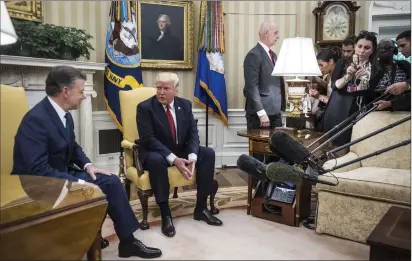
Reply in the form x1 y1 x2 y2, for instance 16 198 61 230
143 146 215 212
72 172 139 240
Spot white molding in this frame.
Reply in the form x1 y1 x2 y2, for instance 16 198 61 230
0 55 107 71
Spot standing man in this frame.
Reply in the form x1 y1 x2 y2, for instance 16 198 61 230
243 21 286 130
342 35 356 59
396 30 411 59
137 72 223 238
12 66 162 259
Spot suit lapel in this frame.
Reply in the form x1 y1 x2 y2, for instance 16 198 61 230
43 98 71 144
256 43 274 69
174 98 184 144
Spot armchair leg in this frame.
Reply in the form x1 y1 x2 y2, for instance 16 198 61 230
138 189 150 230
173 187 179 198
210 179 220 215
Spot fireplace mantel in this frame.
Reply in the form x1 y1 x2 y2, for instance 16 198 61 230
0 55 107 163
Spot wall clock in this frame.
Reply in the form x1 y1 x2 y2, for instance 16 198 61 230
313 1 360 48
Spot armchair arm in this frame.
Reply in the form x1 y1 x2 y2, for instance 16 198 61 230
322 151 361 173
121 139 144 177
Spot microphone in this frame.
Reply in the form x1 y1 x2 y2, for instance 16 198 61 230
266 162 338 186
269 130 310 164
237 154 337 186
236 154 268 182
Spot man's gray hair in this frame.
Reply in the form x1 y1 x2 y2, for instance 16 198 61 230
259 21 278 39
155 72 179 88
45 66 86 97
157 14 171 27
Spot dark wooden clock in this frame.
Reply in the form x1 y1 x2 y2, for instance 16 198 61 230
313 1 360 48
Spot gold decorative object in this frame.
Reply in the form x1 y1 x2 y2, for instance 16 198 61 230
136 1 194 69
286 78 309 116
5 1 43 22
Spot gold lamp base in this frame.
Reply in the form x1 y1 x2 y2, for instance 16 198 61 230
285 78 309 117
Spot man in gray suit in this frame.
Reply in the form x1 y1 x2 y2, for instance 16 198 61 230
243 22 286 130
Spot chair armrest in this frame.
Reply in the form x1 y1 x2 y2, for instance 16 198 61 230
121 139 144 177
322 151 361 173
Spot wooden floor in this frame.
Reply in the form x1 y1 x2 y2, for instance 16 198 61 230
129 167 247 200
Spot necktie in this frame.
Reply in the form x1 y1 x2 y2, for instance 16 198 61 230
64 112 72 135
165 105 176 143
269 50 275 65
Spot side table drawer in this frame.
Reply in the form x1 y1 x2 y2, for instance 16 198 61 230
250 140 274 155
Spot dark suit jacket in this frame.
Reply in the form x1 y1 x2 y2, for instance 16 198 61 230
136 96 199 165
12 98 90 182
142 30 183 61
243 43 286 116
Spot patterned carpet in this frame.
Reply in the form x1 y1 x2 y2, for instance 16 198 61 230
129 186 247 224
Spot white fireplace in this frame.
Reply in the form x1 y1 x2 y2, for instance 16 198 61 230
0 55 106 163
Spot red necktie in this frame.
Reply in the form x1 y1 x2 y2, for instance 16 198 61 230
166 105 176 142
269 50 275 65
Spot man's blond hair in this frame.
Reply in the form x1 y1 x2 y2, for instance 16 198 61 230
155 72 179 88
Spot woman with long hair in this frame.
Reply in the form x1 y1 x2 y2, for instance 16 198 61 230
322 31 379 157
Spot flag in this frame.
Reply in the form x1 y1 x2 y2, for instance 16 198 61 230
104 1 143 132
194 1 228 126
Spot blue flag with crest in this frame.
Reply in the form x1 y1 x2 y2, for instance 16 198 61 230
104 1 143 132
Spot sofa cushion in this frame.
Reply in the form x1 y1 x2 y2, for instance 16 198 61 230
350 111 410 169
317 167 411 205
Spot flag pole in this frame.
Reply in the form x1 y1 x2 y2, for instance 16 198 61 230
205 94 209 147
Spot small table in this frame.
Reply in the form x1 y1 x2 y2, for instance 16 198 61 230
0 175 108 261
237 128 325 225
367 206 411 261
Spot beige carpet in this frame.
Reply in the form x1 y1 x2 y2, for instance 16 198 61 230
101 208 370 260
102 186 247 238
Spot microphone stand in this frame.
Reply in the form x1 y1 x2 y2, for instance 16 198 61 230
321 139 411 173
306 92 391 151
325 115 411 157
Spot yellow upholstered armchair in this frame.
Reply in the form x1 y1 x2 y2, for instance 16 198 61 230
0 85 30 206
119 87 219 230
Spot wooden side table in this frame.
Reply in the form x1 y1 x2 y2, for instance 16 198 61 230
237 128 324 226
367 206 411 261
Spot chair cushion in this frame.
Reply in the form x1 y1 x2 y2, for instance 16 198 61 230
317 167 411 205
126 166 196 191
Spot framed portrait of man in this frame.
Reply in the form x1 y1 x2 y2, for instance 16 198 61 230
137 1 193 69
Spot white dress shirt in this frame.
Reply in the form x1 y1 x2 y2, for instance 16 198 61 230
47 97 90 184
256 41 275 117
164 100 197 165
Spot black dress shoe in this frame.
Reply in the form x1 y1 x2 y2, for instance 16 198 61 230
161 215 176 237
118 239 162 258
101 237 109 249
194 209 223 226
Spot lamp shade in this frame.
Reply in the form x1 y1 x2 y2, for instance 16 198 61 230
0 1 18 46
272 37 321 77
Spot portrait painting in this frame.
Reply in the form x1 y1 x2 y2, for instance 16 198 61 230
5 1 43 22
137 1 193 69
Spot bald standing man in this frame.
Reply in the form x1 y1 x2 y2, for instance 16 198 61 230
243 21 286 130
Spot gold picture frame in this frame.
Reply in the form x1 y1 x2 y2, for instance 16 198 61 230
136 1 193 69
5 1 43 22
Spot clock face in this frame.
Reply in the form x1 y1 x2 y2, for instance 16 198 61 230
322 4 350 41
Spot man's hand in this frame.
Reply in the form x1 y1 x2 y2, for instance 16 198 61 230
385 82 409 95
84 181 103 194
86 165 112 180
187 160 196 179
374 100 392 111
173 157 192 180
259 114 270 128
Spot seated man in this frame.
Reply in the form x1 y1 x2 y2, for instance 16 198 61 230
11 66 162 259
137 72 223 237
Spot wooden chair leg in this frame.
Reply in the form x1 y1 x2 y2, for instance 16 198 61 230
138 189 150 230
210 179 220 215
173 187 179 198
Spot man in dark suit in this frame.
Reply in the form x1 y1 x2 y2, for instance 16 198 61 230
137 72 223 238
12 66 162 259
243 21 286 130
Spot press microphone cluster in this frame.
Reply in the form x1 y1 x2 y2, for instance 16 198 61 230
236 154 338 186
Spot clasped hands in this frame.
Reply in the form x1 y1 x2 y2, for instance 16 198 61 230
173 157 195 180
345 62 368 81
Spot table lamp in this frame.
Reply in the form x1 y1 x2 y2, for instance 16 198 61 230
0 1 18 46
272 37 321 116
